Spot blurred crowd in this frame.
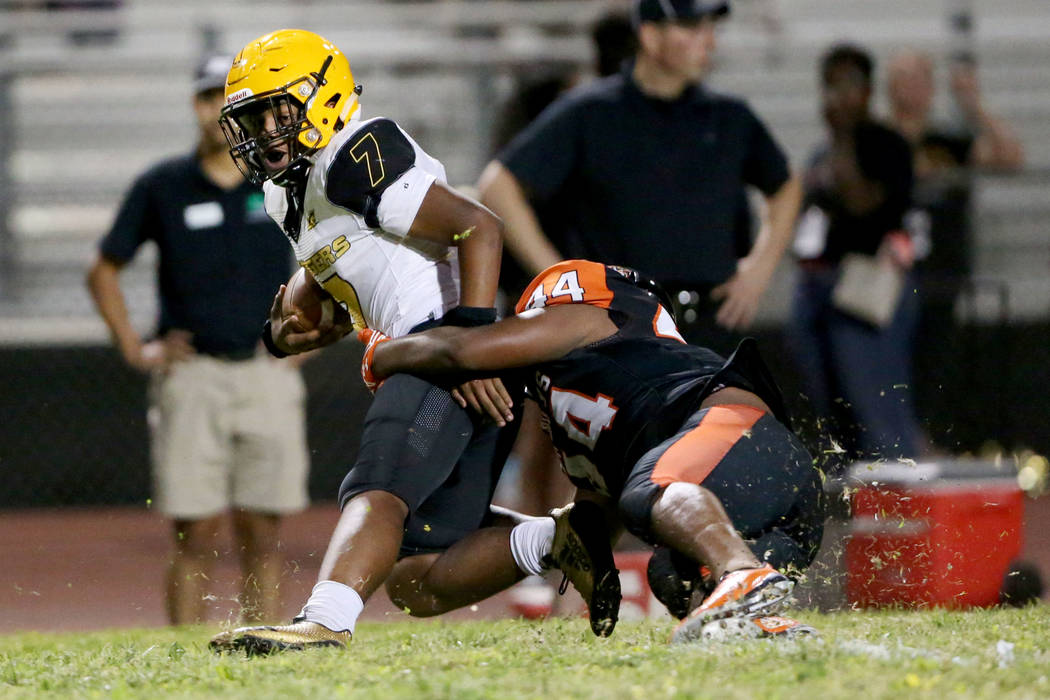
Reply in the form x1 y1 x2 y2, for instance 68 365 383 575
484 6 1026 498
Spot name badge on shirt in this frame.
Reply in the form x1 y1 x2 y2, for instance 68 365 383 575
183 201 224 230
245 191 271 223
793 205 829 260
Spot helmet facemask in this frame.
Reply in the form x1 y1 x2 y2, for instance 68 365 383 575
220 80 318 186
220 54 346 186
222 31 362 186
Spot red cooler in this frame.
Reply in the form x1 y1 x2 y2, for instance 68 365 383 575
845 460 1023 608
614 551 674 620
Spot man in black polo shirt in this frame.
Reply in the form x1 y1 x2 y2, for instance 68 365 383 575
478 0 801 354
86 55 310 625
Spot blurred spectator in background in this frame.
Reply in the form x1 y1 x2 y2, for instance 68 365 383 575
887 49 1025 453
489 9 638 304
788 43 920 465
591 9 638 79
488 9 639 520
478 0 801 358
85 55 310 625
487 63 577 308
889 49 1024 175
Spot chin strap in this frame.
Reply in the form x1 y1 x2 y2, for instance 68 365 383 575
340 83 364 125
277 160 311 240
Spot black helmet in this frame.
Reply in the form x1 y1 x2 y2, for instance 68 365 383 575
613 266 678 325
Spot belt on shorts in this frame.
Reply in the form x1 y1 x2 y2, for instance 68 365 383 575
199 347 258 362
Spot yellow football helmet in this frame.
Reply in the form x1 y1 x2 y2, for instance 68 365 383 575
219 29 362 185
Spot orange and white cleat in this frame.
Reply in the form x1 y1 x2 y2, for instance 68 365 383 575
670 563 793 644
699 614 818 642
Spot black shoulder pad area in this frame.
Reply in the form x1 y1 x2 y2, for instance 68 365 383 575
326 119 416 224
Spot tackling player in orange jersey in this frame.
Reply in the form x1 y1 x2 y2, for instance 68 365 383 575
362 260 825 640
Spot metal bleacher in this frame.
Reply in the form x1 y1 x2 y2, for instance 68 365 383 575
1 0 1048 345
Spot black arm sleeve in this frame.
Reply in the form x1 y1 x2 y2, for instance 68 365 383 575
440 306 498 327
325 119 417 228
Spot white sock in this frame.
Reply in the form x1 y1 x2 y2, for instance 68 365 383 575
510 517 556 576
296 580 364 635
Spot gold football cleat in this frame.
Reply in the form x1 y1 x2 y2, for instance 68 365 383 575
547 501 621 637
209 620 350 656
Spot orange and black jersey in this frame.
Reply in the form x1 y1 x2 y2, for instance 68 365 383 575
515 260 790 497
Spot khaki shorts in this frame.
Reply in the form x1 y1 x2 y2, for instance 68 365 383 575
148 353 309 519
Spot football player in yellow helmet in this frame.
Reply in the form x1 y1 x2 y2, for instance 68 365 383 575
209 30 616 655
219 29 361 186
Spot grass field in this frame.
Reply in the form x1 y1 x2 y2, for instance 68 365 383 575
1 607 1047 699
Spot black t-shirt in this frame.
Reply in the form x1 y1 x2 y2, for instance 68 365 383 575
914 126 975 284
499 68 790 289
100 153 293 355
801 121 914 264
514 260 789 496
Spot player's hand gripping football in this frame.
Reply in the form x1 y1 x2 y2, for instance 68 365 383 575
269 285 352 355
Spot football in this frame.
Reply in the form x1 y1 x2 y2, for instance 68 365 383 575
281 267 347 330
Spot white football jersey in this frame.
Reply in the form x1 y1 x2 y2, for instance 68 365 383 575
264 116 460 337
